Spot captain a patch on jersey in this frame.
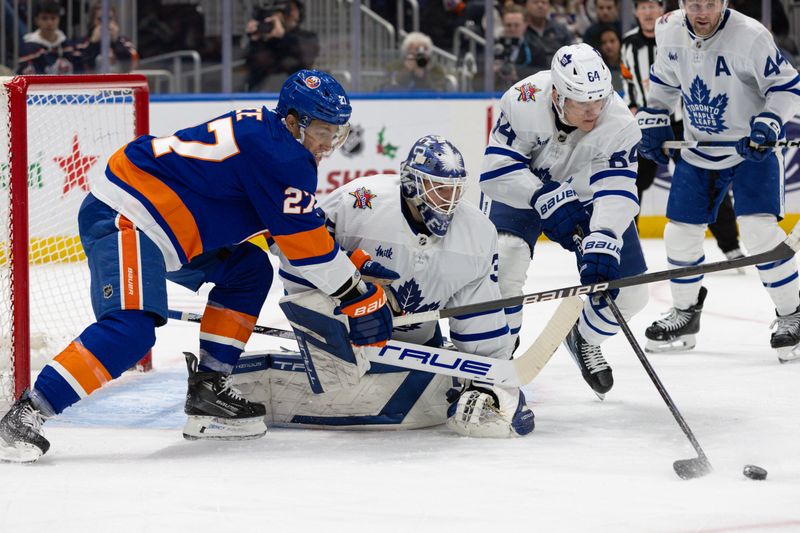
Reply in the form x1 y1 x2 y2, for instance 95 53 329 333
349 186 377 209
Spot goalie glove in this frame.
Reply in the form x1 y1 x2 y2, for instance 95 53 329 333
446 381 534 438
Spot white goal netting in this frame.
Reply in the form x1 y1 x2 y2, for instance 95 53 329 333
1 76 143 410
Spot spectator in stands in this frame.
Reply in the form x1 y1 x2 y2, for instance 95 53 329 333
382 32 451 92
550 0 591 38
421 0 467 51
598 25 623 94
582 0 621 49
75 3 138 73
245 0 319 92
17 1 82 75
494 4 537 90
523 0 574 73
0 64 13 76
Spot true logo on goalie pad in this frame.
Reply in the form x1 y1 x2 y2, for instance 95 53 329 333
377 345 493 377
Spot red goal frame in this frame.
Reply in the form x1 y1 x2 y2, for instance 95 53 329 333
4 74 150 400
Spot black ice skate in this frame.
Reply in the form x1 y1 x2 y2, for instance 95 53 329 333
770 304 800 364
563 322 613 399
645 287 708 353
0 390 50 463
183 352 267 441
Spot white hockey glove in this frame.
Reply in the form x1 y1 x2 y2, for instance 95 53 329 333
446 381 535 438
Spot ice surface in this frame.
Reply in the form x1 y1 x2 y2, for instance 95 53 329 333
2 239 800 532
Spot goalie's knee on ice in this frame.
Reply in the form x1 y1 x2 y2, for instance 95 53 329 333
279 290 369 394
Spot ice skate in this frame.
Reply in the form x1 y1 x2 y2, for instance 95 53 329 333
563 322 613 399
645 287 708 353
0 390 50 463
183 352 267 440
770 305 800 364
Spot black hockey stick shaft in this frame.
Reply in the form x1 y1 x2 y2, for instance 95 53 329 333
394 221 800 327
167 310 297 340
662 139 800 150
601 293 712 479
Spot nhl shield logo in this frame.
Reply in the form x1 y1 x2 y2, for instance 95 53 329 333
340 124 364 158
350 187 377 209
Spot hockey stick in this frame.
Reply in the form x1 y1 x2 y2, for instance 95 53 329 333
572 233 712 480
662 139 800 150
392 219 800 327
604 295 712 479
167 296 583 387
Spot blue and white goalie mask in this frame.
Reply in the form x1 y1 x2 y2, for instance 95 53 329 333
400 135 468 237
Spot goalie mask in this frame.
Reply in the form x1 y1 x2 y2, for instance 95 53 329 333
550 43 613 125
276 69 352 157
400 135 468 238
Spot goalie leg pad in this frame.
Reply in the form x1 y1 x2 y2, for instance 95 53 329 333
446 381 534 438
664 221 707 309
279 290 369 394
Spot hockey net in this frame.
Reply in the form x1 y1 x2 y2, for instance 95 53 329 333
0 75 150 411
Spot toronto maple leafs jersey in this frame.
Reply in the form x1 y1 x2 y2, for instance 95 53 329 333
648 9 800 169
480 71 642 239
277 174 512 360
90 107 357 295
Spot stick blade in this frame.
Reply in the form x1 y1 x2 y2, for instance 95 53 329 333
673 457 712 480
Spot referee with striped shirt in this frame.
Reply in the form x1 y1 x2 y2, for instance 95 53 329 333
622 0 742 260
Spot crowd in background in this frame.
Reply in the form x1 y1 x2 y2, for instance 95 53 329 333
1 0 797 94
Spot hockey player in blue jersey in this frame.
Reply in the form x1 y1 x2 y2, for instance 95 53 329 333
638 1 800 361
0 70 394 462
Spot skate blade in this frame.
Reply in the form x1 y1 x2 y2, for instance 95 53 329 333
183 415 267 441
645 335 696 353
594 391 605 401
0 441 44 463
776 345 800 364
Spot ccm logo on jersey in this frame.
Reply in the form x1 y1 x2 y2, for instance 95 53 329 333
378 345 493 377
637 116 670 127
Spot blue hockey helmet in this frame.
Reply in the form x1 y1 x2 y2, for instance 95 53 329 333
276 69 351 127
400 135 468 237
276 69 352 157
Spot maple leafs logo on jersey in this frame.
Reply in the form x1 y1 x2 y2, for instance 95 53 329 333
349 187 376 209
391 278 441 332
682 76 728 134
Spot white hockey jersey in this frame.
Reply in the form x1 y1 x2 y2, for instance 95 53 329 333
648 9 800 169
278 174 512 360
480 70 641 239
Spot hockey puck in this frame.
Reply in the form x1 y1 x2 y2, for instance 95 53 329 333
743 465 768 480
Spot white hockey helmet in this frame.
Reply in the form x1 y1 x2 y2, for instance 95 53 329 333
550 43 613 123
679 0 728 40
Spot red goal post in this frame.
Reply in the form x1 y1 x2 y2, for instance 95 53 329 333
1 74 150 409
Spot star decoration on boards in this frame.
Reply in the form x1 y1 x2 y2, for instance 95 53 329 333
55 134 99 195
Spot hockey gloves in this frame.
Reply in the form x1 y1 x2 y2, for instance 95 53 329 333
578 231 622 299
348 248 400 285
335 282 393 347
737 113 782 163
531 180 590 252
636 108 673 164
